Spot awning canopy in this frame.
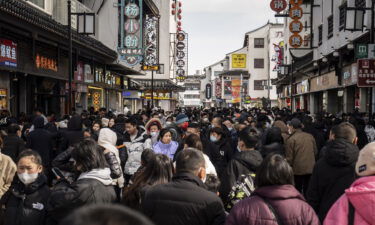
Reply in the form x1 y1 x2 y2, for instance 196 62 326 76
217 70 250 77
131 79 185 91
107 63 144 76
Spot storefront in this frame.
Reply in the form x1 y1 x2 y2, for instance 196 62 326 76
310 71 339 113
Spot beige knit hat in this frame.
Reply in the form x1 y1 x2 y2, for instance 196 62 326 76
356 143 375 177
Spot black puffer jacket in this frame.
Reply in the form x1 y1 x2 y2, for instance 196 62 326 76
220 150 263 204
211 136 233 179
58 116 84 153
2 174 50 225
142 172 226 225
260 142 284 158
306 138 359 222
46 172 116 225
2 134 25 162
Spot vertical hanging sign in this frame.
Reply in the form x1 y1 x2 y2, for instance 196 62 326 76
289 0 304 48
119 0 143 66
144 15 159 66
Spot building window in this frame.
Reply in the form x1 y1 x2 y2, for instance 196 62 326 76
355 0 366 8
254 58 264 68
29 0 45 8
318 25 323 45
254 80 269 90
184 94 200 99
327 15 333 38
254 38 264 48
339 5 345 31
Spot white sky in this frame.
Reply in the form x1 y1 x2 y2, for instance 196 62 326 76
183 0 277 74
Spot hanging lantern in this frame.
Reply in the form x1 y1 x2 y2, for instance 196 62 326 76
178 15 182 20
171 10 176 15
178 9 182 14
179 1 182 7
172 2 176 8
177 27 182 31
177 21 181 26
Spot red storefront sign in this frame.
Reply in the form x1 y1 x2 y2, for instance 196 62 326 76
0 39 17 67
357 59 375 87
270 0 287 13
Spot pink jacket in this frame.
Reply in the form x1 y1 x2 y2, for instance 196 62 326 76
324 176 375 225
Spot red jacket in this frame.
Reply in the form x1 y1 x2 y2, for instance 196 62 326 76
225 185 320 225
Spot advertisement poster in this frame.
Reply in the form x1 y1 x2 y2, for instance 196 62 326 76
232 79 241 103
231 54 247 69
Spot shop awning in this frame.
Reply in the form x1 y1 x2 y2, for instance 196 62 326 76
217 70 250 77
131 79 185 92
107 63 145 76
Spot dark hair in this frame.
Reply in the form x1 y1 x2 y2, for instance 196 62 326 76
175 148 205 174
255 154 294 188
125 118 138 127
264 127 283 145
141 149 155 166
158 128 172 141
238 129 259 149
7 123 20 134
71 139 108 172
184 134 203 151
210 127 224 136
124 154 174 209
17 149 43 166
223 117 234 124
60 205 154 225
331 122 357 142
188 122 201 129
205 174 221 193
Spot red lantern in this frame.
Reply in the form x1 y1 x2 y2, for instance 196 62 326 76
178 9 182 14
177 27 182 31
172 2 176 8
178 15 182 20
171 10 176 15
179 1 182 7
177 21 181 26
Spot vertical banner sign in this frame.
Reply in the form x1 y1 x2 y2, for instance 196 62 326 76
357 59 375 87
270 0 287 13
120 0 143 66
215 78 222 98
144 15 158 66
176 31 188 81
231 79 241 103
289 0 304 48
205 83 212 100
0 39 17 67
231 54 247 69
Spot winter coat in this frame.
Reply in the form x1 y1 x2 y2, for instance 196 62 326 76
153 140 179 159
285 129 317 175
261 142 284 158
26 117 54 166
123 128 152 175
2 134 25 162
98 128 125 188
211 136 234 179
0 153 17 198
324 176 375 225
58 116 83 153
307 138 359 222
220 150 263 204
142 172 226 225
46 168 116 225
2 174 50 225
226 185 320 225
304 125 326 154
273 120 290 143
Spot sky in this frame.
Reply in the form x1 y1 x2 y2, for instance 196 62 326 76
183 0 277 75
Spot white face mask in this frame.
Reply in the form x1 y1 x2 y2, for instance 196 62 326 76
18 172 38 185
237 145 242 152
150 132 158 137
165 122 172 126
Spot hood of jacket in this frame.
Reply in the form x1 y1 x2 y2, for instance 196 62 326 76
98 128 117 147
78 168 113 186
68 115 82 131
346 176 375 224
145 118 162 133
233 150 263 172
324 138 359 167
33 116 45 129
255 184 305 201
273 120 288 134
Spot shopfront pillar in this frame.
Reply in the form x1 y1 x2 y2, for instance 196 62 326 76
360 88 368 112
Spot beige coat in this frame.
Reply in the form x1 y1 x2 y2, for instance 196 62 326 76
285 129 317 175
0 153 17 198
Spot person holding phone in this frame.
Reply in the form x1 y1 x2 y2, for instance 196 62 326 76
1 150 50 225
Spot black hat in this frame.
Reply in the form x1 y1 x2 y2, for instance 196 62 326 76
287 118 302 129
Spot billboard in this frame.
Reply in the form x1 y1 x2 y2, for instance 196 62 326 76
231 54 247 69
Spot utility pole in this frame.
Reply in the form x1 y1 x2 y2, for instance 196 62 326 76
68 0 72 115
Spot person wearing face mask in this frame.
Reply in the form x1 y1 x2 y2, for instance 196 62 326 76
145 118 162 146
46 139 116 225
165 113 189 144
153 129 179 160
142 148 226 225
209 127 233 180
1 150 50 225
219 128 263 206
223 118 238 154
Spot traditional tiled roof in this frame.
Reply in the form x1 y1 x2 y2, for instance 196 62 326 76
0 0 118 60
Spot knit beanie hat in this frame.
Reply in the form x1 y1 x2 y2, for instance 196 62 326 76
356 143 375 177
175 114 189 125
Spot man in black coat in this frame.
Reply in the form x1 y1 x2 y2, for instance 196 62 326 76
2 123 25 162
58 115 84 153
26 116 53 167
142 149 226 225
219 128 263 204
307 122 359 222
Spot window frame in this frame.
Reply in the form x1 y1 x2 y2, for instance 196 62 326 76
327 15 334 39
254 58 265 69
254 38 265 48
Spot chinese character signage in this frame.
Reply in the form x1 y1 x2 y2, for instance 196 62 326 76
357 59 375 87
231 54 247 69
0 39 17 68
205 83 212 100
175 31 188 81
289 0 303 48
270 0 287 13
356 44 369 59
144 14 158 66
143 91 172 100
119 0 143 66
35 54 58 71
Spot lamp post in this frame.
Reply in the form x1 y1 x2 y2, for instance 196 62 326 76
67 0 95 114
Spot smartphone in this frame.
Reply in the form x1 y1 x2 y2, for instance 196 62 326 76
51 167 66 180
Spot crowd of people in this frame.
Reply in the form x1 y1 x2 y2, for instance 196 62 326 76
0 106 375 225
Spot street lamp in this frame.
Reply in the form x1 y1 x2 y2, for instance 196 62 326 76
68 0 95 114
279 64 290 76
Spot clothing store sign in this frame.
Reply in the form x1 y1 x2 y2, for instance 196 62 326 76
0 39 17 67
357 59 375 87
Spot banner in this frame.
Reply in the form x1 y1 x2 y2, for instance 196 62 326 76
231 54 247 69
232 79 241 103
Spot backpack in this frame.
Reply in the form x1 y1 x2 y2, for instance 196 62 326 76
225 173 256 211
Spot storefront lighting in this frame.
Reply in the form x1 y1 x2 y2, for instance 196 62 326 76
77 12 95 35
333 51 339 57
347 43 354 50
313 61 318 67
345 7 365 31
279 64 290 76
322 57 328 63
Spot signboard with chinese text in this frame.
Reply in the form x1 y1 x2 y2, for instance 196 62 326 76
356 44 368 59
0 89 7 110
205 83 212 100
35 54 58 71
0 39 17 68
144 14 159 66
357 59 375 87
288 1 303 48
270 0 287 13
175 31 188 81
231 54 247 69
143 91 173 100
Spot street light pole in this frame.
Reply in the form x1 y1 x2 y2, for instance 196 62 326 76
151 70 154 108
68 0 72 115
